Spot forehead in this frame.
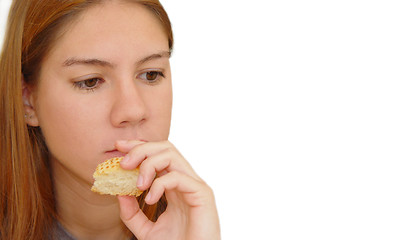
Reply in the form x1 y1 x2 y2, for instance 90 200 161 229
45 1 168 66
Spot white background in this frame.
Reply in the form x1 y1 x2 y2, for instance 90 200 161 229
2 0 410 239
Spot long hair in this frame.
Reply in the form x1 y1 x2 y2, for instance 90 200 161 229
0 0 173 239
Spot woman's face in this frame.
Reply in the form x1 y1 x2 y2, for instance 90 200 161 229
28 2 172 184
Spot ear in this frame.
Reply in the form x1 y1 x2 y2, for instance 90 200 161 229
22 76 39 126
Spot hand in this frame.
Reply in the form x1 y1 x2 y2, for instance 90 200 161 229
115 140 221 240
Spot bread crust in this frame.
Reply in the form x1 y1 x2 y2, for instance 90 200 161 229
91 157 143 196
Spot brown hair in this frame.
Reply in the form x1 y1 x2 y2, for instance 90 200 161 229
0 0 173 239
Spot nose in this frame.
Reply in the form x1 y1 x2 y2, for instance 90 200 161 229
110 79 147 127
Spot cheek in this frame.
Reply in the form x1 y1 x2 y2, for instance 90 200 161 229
35 89 106 180
144 85 173 140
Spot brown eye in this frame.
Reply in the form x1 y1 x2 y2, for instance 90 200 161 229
146 71 159 81
139 71 165 84
73 77 103 92
84 78 99 87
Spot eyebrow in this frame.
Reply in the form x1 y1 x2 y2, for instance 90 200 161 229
62 58 114 68
62 51 171 68
136 51 171 66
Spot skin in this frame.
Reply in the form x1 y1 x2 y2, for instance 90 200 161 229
23 1 220 240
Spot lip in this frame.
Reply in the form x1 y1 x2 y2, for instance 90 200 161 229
104 150 126 159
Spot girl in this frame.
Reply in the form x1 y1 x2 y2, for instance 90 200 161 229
0 0 220 239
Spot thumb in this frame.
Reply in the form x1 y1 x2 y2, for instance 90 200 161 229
118 195 153 239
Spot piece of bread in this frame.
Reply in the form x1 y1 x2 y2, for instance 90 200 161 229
91 157 143 196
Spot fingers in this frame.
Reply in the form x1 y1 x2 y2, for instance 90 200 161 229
116 140 200 185
117 195 153 239
116 140 220 239
116 140 169 169
145 171 210 207
115 140 145 152
137 148 199 191
116 140 207 205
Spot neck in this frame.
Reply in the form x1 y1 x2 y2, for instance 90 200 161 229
51 158 132 240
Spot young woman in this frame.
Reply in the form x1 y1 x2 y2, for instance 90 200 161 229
0 0 220 239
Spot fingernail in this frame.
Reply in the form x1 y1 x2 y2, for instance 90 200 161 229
145 192 151 202
137 175 144 188
122 155 130 164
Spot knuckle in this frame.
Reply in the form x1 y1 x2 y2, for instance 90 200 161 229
199 181 213 194
165 170 180 179
163 140 177 152
138 159 148 170
164 140 174 147
128 146 140 158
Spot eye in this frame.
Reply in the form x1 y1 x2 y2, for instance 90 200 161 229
84 78 99 87
73 77 103 91
139 71 165 84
